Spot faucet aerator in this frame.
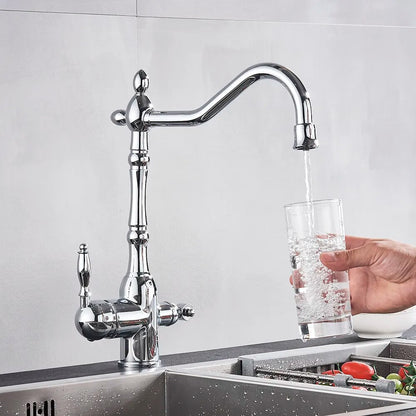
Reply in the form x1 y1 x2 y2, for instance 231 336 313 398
294 123 318 150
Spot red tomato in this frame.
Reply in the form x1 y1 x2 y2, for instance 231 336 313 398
351 386 367 391
322 370 342 375
399 366 410 380
341 362 375 380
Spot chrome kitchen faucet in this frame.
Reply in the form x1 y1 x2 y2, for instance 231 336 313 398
75 63 318 368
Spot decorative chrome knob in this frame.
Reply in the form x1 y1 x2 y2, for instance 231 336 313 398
133 70 149 93
112 70 152 132
111 110 127 126
178 304 195 321
77 243 91 308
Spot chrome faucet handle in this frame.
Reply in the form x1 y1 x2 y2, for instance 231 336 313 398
158 302 195 326
77 243 91 308
133 70 149 93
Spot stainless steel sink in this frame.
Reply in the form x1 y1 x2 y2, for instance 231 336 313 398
1 356 416 416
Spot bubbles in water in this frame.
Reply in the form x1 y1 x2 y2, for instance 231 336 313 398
289 234 351 323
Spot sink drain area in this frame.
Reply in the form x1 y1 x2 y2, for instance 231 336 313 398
26 400 55 416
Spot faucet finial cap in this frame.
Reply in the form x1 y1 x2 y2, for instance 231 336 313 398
133 70 149 94
78 243 88 254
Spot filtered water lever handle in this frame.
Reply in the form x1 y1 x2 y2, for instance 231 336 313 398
77 243 91 308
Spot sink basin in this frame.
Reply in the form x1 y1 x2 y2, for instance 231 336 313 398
166 370 415 415
1 358 415 415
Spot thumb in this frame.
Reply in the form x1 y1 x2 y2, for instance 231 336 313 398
320 246 374 271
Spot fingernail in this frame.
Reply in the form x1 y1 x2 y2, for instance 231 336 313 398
321 252 338 262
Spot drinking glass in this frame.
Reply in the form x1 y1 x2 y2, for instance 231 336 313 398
285 199 353 340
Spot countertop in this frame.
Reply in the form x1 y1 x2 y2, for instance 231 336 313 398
2 326 416 388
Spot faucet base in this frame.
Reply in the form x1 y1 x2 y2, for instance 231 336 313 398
118 359 161 369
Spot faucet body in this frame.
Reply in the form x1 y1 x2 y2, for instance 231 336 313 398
75 122 193 368
76 63 317 369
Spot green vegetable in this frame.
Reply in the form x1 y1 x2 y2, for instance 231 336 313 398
386 373 401 381
401 384 415 396
404 361 416 375
392 379 403 392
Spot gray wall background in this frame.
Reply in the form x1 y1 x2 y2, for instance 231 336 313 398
1 1 415 373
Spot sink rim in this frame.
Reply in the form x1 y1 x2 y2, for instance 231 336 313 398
2 356 416 402
2 356 416 415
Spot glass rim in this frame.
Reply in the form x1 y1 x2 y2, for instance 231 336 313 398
284 198 341 209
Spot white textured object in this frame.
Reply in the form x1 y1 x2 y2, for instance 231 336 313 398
352 308 416 339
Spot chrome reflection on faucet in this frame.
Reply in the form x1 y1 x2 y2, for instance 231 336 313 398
112 63 318 150
75 63 318 368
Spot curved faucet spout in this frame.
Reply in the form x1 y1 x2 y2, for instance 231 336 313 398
142 63 318 150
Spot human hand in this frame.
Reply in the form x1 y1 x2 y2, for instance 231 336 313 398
320 236 416 315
